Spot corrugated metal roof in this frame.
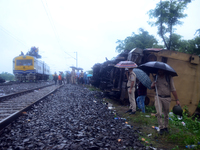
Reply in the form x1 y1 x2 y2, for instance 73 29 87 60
143 48 164 51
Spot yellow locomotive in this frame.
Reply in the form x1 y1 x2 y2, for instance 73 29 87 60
13 48 50 82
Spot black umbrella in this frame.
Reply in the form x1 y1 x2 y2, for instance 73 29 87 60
139 61 178 76
139 61 178 116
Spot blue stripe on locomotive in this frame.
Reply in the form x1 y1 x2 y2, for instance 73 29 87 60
13 70 36 74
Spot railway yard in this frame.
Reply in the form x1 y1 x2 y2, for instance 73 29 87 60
0 82 148 150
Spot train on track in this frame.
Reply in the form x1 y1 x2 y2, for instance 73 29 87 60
91 48 200 116
13 47 50 82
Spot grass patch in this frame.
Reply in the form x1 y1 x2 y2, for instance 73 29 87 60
101 97 200 150
87 85 102 92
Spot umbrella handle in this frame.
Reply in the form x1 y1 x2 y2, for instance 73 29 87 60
155 75 162 117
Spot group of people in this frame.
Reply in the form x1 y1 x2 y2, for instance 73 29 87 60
70 69 88 84
53 69 90 85
53 72 65 85
126 67 180 135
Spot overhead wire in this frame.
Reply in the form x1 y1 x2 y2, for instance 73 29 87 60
41 0 74 60
41 0 59 43
0 25 29 48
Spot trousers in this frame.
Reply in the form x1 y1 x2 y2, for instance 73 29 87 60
128 88 136 112
71 77 75 84
155 96 171 129
136 96 146 113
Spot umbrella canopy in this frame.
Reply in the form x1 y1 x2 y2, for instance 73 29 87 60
114 61 138 68
139 61 178 77
76 67 83 71
133 68 152 89
70 66 77 69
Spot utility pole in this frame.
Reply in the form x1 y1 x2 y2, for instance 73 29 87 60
64 51 78 68
75 51 78 68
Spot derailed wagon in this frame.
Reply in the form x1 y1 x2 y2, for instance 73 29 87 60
91 48 200 115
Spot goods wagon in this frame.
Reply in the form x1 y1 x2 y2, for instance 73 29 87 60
13 55 50 82
91 48 200 116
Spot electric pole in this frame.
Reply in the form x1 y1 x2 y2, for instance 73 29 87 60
75 51 78 68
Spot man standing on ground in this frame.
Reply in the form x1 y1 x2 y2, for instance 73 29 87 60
58 73 62 85
71 68 76 84
53 73 58 85
125 68 137 115
151 69 180 135
83 72 87 84
66 71 70 84
61 72 65 85
79 70 84 84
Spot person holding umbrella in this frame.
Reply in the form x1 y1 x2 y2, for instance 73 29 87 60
151 69 180 135
114 61 138 115
125 67 137 115
139 61 180 135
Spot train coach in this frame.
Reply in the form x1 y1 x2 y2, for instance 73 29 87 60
13 55 50 82
91 48 200 116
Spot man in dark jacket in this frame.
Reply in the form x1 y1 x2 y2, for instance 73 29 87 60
53 73 58 85
136 82 147 113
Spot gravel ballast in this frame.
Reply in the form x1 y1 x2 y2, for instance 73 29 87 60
0 84 146 150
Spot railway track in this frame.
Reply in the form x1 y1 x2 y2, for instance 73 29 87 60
0 81 54 97
0 84 63 131
0 83 54 102
0 80 51 86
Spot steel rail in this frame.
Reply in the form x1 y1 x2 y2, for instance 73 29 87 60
0 85 63 132
0 83 54 102
0 80 52 86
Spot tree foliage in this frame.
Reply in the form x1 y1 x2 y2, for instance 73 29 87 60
148 0 191 50
0 72 15 81
25 46 41 58
178 36 200 55
115 28 160 53
195 29 200 37
87 70 93 75
166 32 200 55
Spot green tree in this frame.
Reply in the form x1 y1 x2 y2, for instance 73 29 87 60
179 36 200 55
148 0 191 50
115 28 159 53
87 70 93 75
195 28 200 36
0 72 15 81
167 30 200 55
165 33 183 51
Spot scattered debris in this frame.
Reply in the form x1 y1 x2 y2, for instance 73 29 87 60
147 133 152 137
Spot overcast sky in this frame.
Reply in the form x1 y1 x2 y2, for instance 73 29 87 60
0 0 199 74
